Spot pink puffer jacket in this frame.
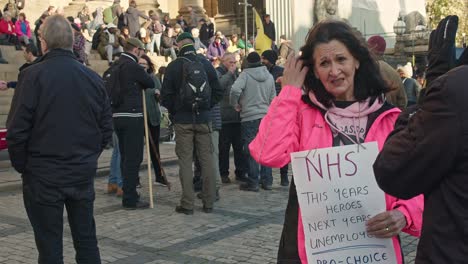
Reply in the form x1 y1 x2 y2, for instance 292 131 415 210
249 85 423 264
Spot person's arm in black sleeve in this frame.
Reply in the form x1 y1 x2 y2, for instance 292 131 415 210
373 74 461 200
98 81 113 151
7 81 16 89
6 71 38 173
133 64 154 89
160 64 176 114
272 22 276 41
205 62 224 105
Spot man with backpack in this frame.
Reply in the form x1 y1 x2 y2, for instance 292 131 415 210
161 32 223 214
106 37 154 210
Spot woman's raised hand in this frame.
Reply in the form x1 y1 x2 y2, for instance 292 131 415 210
281 53 309 89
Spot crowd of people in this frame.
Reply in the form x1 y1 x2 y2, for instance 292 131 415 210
1 0 467 263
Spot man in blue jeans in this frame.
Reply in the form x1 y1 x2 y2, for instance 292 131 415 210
107 132 123 196
6 15 112 263
230 52 276 191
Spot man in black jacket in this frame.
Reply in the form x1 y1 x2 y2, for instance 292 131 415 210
6 15 112 264
161 32 223 214
374 16 468 263
262 14 276 48
112 37 154 210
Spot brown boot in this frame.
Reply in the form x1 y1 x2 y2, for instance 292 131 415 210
107 183 118 194
116 187 123 197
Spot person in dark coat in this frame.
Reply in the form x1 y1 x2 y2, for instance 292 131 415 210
112 38 154 210
125 0 149 37
161 32 224 214
199 18 214 47
160 26 177 61
216 52 247 183
175 14 189 32
138 54 167 186
262 14 276 47
367 35 407 109
6 15 112 263
374 15 468 263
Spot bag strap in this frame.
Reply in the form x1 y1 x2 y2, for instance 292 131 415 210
177 56 192 63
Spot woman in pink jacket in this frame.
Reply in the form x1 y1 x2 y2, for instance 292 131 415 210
249 20 423 264
14 12 31 45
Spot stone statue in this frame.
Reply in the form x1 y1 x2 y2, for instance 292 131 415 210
403 11 426 33
314 0 339 24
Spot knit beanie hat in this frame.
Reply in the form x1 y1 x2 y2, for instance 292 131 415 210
246 52 262 68
367 35 386 56
176 32 195 43
261 50 278 65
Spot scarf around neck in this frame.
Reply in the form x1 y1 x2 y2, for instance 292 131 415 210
308 91 383 145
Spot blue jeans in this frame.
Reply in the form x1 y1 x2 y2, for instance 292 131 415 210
108 132 122 187
241 119 272 187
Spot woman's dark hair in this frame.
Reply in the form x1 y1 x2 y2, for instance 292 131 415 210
140 54 155 74
300 20 388 107
158 66 166 75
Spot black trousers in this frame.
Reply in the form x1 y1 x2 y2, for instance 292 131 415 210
280 164 289 177
218 123 246 178
23 179 100 264
147 123 162 180
113 116 144 206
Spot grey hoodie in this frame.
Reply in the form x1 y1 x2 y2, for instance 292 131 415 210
230 66 276 122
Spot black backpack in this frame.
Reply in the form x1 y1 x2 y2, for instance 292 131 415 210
103 60 125 108
178 56 211 114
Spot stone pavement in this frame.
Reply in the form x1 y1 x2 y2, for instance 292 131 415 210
0 144 419 263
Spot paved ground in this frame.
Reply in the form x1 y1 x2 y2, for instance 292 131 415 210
0 144 419 264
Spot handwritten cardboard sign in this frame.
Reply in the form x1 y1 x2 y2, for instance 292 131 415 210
291 142 397 264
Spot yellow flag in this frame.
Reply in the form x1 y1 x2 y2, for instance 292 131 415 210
254 9 272 55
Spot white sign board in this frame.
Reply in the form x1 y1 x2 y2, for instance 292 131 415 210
291 142 397 264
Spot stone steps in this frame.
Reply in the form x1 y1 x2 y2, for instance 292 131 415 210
64 0 114 18
0 46 26 66
0 45 171 127
63 0 159 21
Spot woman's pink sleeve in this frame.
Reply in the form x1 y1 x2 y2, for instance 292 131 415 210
249 85 302 168
14 21 22 37
391 195 424 237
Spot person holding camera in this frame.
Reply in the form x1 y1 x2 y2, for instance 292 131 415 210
207 31 228 62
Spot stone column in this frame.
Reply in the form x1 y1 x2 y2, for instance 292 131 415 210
178 0 207 27
203 0 218 17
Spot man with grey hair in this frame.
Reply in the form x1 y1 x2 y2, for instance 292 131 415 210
7 15 112 263
191 27 207 54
